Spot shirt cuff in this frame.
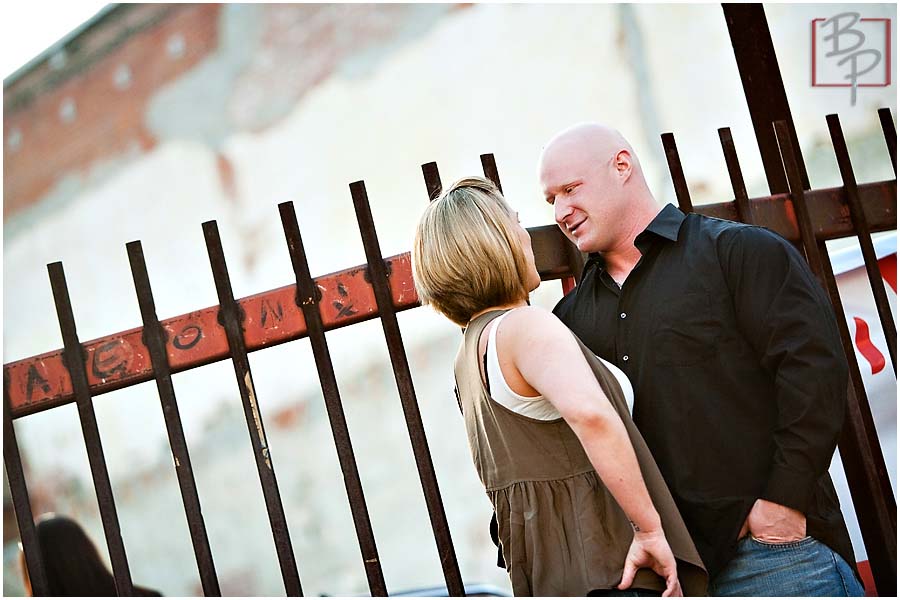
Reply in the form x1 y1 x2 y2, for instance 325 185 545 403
761 465 816 514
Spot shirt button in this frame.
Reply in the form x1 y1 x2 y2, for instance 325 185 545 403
623 355 629 362
620 312 627 319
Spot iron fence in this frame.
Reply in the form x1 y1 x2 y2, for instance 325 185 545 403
3 4 897 596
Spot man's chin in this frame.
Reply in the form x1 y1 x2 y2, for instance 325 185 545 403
575 237 598 254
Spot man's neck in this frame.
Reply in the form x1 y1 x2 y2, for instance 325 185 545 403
602 203 661 284
603 246 643 285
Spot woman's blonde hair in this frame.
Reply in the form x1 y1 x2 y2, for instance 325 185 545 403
412 176 532 326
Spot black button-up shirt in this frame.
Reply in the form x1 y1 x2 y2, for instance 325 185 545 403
553 204 856 578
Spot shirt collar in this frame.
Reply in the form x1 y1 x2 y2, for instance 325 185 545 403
583 204 686 275
634 203 686 251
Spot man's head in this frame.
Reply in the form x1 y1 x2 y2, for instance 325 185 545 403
538 123 655 253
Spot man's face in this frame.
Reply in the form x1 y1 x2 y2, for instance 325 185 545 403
539 143 620 254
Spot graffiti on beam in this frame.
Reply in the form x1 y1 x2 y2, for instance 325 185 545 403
332 281 357 317
26 363 53 401
332 300 358 318
260 300 284 328
91 339 134 380
173 325 203 350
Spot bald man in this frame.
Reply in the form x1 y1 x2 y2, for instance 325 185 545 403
538 124 863 596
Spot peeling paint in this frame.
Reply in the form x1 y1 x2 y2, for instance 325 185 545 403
244 370 271 470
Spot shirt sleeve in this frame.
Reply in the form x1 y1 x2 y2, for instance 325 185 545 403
717 225 849 514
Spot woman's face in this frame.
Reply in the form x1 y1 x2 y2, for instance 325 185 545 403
513 212 542 292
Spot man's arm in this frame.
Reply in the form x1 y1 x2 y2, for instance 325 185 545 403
718 226 848 535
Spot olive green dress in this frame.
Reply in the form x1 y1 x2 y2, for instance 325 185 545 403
455 310 708 596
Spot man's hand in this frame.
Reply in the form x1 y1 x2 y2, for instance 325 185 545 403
618 528 683 597
738 498 806 543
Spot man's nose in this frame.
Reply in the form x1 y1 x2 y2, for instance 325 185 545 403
554 198 573 224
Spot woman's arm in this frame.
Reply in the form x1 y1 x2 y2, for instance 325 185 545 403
497 306 682 596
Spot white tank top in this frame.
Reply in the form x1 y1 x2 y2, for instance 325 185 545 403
484 313 635 420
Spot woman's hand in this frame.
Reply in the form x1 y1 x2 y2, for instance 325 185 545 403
618 528 683 597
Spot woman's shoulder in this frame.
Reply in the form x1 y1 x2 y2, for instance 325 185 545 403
497 305 573 347
501 305 566 330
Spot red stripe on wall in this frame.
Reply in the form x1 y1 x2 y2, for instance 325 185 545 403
878 253 896 292
853 317 886 375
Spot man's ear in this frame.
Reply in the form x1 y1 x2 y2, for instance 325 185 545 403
614 150 633 181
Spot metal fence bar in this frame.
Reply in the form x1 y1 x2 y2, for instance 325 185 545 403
717 127 754 224
825 115 896 374
661 132 694 213
480 153 503 193
774 121 897 596
878 108 896 175
772 122 827 280
47 261 135 596
422 162 443 201
3 374 50 596
278 202 388 597
723 3 810 194
349 180 466 596
126 241 221 596
817 247 898 598
202 222 303 596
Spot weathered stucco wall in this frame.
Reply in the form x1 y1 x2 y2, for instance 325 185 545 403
3 3 896 596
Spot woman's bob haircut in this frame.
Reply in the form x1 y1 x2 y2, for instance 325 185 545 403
412 176 532 326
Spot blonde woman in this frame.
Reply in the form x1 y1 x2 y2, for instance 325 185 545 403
412 177 706 597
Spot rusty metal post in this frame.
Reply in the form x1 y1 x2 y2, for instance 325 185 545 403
878 108 896 175
202 222 303 596
480 154 503 193
350 181 466 596
4 374 50 596
724 3 809 194
422 162 443 201
774 121 897 596
825 114 896 373
718 127 754 224
661 133 695 213
278 202 388 596
47 261 135 596
127 241 221 596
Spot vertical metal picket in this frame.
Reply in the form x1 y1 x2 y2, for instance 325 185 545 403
127 241 221 596
825 115 896 374
349 181 466 596
717 127 753 224
202 222 303 596
661 133 694 213
4 373 50 596
278 202 388 596
422 162 443 201
877 108 896 175
774 120 897 596
47 261 135 596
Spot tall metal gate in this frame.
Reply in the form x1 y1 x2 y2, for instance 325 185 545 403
4 5 897 597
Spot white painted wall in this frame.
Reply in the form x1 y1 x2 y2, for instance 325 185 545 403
3 3 895 595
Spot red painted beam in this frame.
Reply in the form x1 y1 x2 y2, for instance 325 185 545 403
5 254 418 419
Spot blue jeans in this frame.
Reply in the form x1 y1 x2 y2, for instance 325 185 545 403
710 536 865 596
588 589 660 597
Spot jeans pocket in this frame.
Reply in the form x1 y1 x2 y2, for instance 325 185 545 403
749 534 813 549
